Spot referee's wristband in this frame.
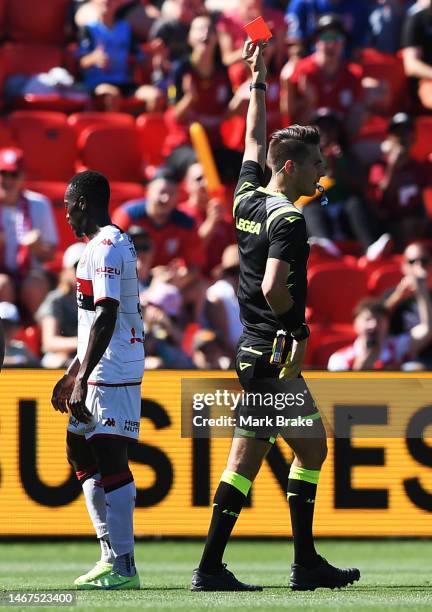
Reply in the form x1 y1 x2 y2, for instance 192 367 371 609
250 82 267 92
276 304 305 334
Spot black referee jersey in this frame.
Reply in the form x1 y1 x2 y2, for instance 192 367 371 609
233 160 310 342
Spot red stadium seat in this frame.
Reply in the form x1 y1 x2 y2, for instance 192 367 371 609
13 324 42 358
0 119 15 148
13 94 87 114
0 0 6 39
359 48 408 115
78 124 143 182
136 113 168 168
68 112 135 138
368 264 403 297
0 43 64 80
6 0 70 45
312 333 356 369
307 262 368 324
25 180 75 251
411 116 432 162
423 187 432 218
8 111 76 181
110 182 146 212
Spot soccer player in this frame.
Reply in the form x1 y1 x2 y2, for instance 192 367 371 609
191 41 360 592
51 171 144 590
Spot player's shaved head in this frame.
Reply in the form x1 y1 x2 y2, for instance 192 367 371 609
268 125 321 171
66 170 110 211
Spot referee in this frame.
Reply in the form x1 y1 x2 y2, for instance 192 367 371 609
191 40 360 592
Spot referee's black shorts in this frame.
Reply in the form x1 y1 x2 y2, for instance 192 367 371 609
234 332 320 442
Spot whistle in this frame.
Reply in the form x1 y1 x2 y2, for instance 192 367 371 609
317 183 328 206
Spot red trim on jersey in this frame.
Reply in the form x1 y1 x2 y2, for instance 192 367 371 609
88 381 141 387
94 296 120 305
76 277 93 296
75 466 99 483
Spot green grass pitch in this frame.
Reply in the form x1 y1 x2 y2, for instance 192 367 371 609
0 540 431 611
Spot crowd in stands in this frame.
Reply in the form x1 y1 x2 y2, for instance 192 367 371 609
1 0 432 371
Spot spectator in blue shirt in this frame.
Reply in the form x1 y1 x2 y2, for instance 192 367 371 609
285 0 373 57
77 0 164 111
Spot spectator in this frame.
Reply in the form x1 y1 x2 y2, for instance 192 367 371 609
285 0 373 57
287 14 365 138
179 162 235 276
0 302 40 367
402 0 432 109
301 108 392 260
191 328 229 370
112 176 205 272
366 0 406 55
35 242 85 369
150 0 206 61
77 0 164 111
0 147 58 318
216 0 286 89
163 14 243 181
128 225 154 292
385 242 432 369
205 244 242 359
368 112 427 251
142 280 194 368
328 292 432 371
75 0 160 40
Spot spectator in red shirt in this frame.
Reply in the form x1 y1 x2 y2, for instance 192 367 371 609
163 14 244 181
368 112 427 251
179 162 235 276
328 293 432 371
216 0 286 90
0 148 58 318
112 175 205 274
288 14 364 138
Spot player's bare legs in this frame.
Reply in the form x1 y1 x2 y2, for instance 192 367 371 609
66 431 114 583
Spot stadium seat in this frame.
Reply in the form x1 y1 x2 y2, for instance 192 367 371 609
78 124 144 182
423 187 432 218
0 0 5 39
359 48 408 115
6 0 70 45
68 112 135 138
411 116 432 162
0 43 64 81
25 180 75 251
14 324 42 359
0 119 15 148
307 262 368 324
8 111 77 181
311 333 356 369
13 94 87 114
368 264 403 297
136 113 168 168
110 182 146 212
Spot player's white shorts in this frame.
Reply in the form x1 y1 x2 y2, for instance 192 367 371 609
67 383 142 442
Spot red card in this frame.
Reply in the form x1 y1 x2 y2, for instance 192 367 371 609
243 16 273 43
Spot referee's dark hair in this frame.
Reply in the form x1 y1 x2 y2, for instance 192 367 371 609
268 125 321 171
66 170 110 211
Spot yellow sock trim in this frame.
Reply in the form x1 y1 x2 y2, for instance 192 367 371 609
288 465 320 485
221 469 252 496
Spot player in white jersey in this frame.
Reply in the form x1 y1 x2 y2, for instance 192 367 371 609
51 171 144 590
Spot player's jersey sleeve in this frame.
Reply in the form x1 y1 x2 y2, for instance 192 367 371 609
233 161 265 215
267 212 306 262
91 244 123 306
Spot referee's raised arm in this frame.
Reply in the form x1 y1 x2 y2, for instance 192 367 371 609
242 40 268 171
